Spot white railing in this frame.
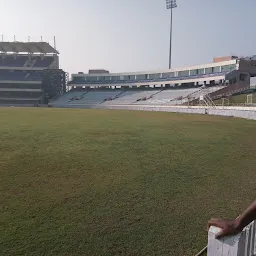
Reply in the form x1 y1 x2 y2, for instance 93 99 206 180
208 221 256 256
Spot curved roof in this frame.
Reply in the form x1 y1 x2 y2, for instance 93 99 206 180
0 42 58 54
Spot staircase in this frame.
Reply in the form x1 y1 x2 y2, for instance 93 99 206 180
68 89 90 103
24 58 36 67
99 89 128 104
133 88 165 103
203 94 216 108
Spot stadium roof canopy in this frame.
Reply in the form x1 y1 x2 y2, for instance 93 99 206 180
0 42 59 54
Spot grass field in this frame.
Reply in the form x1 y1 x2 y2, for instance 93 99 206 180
1 108 256 256
214 92 256 105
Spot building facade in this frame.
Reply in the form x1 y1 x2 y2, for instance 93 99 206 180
68 57 256 90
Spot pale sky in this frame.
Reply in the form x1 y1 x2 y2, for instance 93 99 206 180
0 0 256 75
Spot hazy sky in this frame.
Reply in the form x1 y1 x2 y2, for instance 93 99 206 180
0 0 256 74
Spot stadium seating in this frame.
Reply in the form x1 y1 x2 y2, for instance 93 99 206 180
26 71 42 81
0 98 40 105
0 55 28 67
0 90 41 98
68 90 121 105
53 86 229 107
102 90 159 105
209 83 249 100
138 88 200 105
33 56 54 67
0 83 41 89
0 55 54 68
0 70 42 81
0 42 59 105
52 91 85 103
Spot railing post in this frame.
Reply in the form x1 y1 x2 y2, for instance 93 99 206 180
208 221 256 256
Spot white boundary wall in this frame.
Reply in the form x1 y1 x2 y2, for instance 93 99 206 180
208 221 256 256
98 105 256 120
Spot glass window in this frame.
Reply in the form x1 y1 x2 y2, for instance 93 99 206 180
73 77 85 82
98 76 105 81
123 75 135 81
221 64 236 72
148 73 161 79
178 70 189 77
213 66 220 73
104 76 111 81
111 76 120 81
198 69 204 75
123 75 130 80
86 76 97 81
136 74 147 80
205 67 213 74
162 72 175 78
123 75 136 81
190 69 198 76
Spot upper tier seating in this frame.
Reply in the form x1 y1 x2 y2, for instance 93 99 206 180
0 55 28 67
33 57 54 67
0 55 54 67
0 70 42 81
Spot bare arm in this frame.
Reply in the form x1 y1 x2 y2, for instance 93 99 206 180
208 200 256 238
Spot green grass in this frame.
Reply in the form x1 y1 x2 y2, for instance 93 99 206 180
0 108 256 256
214 92 256 105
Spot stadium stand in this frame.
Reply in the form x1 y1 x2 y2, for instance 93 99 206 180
50 56 256 108
0 41 66 105
136 88 199 105
57 89 122 106
51 88 205 107
102 89 162 105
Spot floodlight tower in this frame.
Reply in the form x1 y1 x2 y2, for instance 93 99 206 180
166 0 177 69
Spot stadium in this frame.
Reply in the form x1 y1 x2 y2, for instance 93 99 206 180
1 9 256 256
0 41 67 105
0 41 255 120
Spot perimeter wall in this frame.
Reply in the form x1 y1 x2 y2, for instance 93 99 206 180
97 105 256 120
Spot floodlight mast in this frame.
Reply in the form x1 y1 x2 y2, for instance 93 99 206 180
166 0 177 69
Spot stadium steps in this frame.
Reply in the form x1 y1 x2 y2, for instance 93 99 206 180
203 81 250 104
99 88 129 104
133 89 165 103
113 88 129 99
203 94 216 108
66 90 122 105
140 88 200 105
148 88 166 98
25 73 30 79
24 58 36 68
186 86 226 106
177 88 205 105
67 89 90 103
